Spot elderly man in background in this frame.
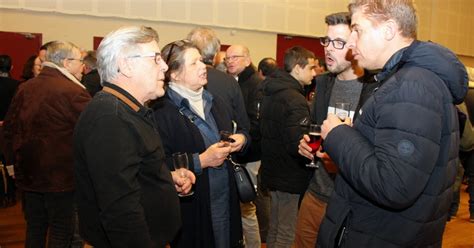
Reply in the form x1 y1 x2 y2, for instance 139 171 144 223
186 27 250 138
3 41 91 247
74 26 195 248
225 44 263 248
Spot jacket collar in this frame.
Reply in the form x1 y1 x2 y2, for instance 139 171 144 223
238 65 257 83
374 40 418 83
42 62 86 89
102 82 145 113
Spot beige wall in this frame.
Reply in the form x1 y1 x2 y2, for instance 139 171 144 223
415 0 474 57
1 0 474 63
459 55 474 68
0 0 352 63
0 8 277 63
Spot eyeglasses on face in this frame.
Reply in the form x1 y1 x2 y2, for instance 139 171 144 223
67 58 84 63
128 52 162 65
320 37 347 50
224 55 245 62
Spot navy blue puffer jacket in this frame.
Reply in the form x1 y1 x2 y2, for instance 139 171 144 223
317 41 468 248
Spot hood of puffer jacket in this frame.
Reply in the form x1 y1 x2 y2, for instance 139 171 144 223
399 41 468 104
262 69 305 96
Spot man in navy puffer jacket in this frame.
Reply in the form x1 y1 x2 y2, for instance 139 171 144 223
317 1 469 247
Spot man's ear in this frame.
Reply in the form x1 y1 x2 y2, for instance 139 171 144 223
62 58 70 69
383 19 397 41
290 64 302 81
244 56 252 67
293 64 302 75
118 57 132 78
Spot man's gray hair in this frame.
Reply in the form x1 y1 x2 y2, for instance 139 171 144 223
83 51 97 70
186 27 221 65
46 41 80 67
97 26 159 83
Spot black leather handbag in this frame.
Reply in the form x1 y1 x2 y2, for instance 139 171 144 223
230 160 257 203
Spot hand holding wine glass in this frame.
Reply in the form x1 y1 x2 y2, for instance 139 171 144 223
172 152 194 197
335 102 351 121
198 142 231 168
220 130 245 153
306 124 322 168
220 130 235 146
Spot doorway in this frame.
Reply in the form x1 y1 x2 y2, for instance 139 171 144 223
0 31 42 81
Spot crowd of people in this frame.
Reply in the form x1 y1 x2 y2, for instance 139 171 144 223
0 0 473 247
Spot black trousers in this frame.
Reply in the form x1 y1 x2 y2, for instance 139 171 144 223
23 190 75 248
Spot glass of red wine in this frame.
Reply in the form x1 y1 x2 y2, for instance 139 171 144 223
306 124 322 168
218 130 236 168
219 130 236 146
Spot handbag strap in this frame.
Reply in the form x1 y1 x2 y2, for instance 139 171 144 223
178 106 219 144
176 104 245 170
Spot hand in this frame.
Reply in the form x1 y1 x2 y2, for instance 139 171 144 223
298 135 314 160
171 169 196 194
315 150 338 174
321 114 351 140
229 133 246 153
199 142 232 168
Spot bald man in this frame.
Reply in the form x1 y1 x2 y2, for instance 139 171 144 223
225 45 263 248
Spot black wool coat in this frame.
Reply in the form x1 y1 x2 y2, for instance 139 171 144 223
152 91 245 248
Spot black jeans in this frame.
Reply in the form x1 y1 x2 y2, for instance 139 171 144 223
23 191 75 248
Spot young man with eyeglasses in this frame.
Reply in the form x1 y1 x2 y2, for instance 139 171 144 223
295 12 379 248
3 41 91 247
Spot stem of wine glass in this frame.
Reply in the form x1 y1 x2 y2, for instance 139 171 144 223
180 169 186 178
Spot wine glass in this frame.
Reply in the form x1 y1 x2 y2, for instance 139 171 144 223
172 152 194 197
219 130 236 146
335 102 351 121
306 124 322 168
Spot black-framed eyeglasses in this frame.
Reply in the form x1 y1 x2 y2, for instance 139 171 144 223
67 58 84 63
224 55 245 62
165 40 189 65
320 37 347 50
128 52 162 65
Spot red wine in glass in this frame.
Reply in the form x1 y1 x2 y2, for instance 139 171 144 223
219 130 235 147
308 132 322 152
306 124 321 168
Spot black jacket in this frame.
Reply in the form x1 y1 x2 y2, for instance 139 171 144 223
205 66 250 134
318 41 468 247
236 65 263 163
81 69 102 97
0 76 18 121
74 83 180 248
307 72 379 202
152 90 244 248
260 69 313 194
